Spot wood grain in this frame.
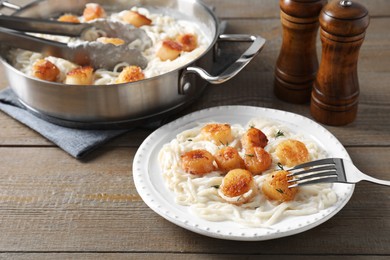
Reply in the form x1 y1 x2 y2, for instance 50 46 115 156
0 147 388 253
0 0 389 257
0 254 388 260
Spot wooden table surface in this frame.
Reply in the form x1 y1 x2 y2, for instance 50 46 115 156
0 0 389 259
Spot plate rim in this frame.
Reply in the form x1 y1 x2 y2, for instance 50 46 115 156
133 105 355 241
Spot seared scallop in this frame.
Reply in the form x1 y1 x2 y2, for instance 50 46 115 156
181 149 215 175
65 66 94 85
122 10 152 28
176 33 198 52
218 169 257 205
262 170 298 202
275 139 309 167
241 127 268 149
31 59 60 82
214 146 245 173
57 14 80 23
244 147 272 175
83 3 106 21
201 123 234 146
115 66 145 84
156 40 183 61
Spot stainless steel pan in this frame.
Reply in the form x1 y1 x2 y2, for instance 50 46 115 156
0 0 265 129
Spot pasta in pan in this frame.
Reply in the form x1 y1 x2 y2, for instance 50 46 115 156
158 118 338 227
8 4 210 85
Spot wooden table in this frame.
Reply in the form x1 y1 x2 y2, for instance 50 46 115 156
0 0 389 258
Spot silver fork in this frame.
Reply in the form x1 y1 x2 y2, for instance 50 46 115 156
287 158 390 188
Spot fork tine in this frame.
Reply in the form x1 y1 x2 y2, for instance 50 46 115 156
288 170 337 182
287 165 336 177
288 175 339 188
286 158 336 171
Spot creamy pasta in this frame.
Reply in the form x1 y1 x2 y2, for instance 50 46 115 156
8 6 210 85
158 118 338 227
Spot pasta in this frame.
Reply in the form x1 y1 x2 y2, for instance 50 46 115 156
8 5 210 85
158 118 338 227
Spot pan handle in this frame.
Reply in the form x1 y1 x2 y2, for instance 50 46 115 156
179 34 266 94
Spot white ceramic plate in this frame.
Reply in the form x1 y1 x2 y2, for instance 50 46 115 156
133 106 354 241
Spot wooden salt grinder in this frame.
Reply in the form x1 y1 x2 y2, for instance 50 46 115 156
311 0 369 126
274 0 327 103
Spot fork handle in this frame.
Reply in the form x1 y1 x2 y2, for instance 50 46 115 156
346 162 390 186
360 174 390 186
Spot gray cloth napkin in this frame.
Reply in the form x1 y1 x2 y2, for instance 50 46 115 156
0 88 130 158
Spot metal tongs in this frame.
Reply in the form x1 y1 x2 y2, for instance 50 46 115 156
0 15 152 69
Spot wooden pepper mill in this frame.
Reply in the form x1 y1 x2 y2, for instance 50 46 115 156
274 0 327 103
311 0 369 126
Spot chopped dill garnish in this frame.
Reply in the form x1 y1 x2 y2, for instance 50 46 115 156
276 188 284 194
187 139 193 141
212 185 220 189
275 130 285 138
245 154 255 157
219 140 228 146
277 162 284 170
